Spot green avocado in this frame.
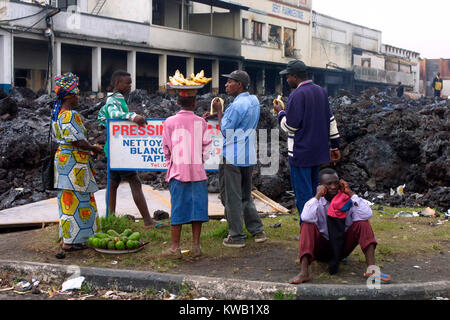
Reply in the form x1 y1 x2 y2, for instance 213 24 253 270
95 232 109 239
88 237 96 247
126 240 135 250
107 241 116 250
107 230 120 237
129 232 140 241
115 241 125 250
122 229 133 237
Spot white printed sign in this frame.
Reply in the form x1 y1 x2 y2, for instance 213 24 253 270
108 119 223 172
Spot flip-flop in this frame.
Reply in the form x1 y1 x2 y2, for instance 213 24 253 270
364 272 392 284
143 222 169 230
152 222 169 229
289 276 311 285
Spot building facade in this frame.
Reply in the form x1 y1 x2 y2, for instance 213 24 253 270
0 0 421 97
1 0 247 94
237 0 312 95
311 11 420 96
420 58 450 97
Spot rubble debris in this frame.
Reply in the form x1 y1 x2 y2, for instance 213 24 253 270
61 277 85 292
395 212 413 218
270 223 282 228
419 207 437 217
0 87 448 213
154 210 170 221
396 184 405 197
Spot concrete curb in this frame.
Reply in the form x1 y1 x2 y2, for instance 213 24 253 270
1 260 449 300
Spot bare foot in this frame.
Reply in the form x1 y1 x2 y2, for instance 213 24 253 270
289 273 311 285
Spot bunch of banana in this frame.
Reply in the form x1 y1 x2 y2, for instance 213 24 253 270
210 97 224 115
169 70 213 86
273 95 285 115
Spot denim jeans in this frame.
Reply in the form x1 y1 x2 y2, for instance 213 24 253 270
290 165 320 225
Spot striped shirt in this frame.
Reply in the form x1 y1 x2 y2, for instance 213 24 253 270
97 92 136 157
97 92 136 126
278 81 340 168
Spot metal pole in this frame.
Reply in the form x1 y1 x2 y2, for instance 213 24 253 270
106 119 110 218
106 162 110 218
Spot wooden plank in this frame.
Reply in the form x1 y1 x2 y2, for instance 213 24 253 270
251 190 290 214
0 185 278 227
0 221 59 229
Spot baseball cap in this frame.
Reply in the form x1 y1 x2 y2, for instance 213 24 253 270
280 60 307 75
222 70 250 88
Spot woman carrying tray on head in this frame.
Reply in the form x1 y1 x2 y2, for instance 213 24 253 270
161 84 212 259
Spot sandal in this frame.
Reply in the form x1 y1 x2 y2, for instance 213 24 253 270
160 248 182 260
144 222 169 230
364 272 392 284
190 245 203 258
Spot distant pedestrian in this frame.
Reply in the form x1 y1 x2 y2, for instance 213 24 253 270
432 73 443 98
161 88 212 259
396 82 404 98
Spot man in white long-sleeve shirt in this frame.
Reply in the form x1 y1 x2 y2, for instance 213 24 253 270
289 168 392 285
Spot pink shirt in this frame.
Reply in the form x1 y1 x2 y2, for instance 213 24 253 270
163 110 212 183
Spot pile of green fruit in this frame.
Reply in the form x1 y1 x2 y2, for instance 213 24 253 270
88 229 141 251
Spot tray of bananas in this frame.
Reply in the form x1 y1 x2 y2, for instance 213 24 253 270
167 70 213 89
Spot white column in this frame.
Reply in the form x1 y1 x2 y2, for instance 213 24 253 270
181 0 185 30
210 5 213 35
258 67 266 95
48 38 60 94
186 57 194 78
278 74 284 95
127 50 136 91
53 40 61 77
92 46 102 93
212 59 219 95
0 32 13 93
233 9 241 39
238 60 243 71
78 0 88 12
158 54 167 92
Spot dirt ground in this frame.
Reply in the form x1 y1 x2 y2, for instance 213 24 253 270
1 227 449 286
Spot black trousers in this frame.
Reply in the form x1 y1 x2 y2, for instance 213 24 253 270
326 216 346 275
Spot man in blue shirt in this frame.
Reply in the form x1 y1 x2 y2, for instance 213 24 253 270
211 70 266 248
274 60 341 225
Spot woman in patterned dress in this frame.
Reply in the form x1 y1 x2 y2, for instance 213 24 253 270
51 73 104 251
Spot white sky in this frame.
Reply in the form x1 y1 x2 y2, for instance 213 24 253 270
312 0 449 59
